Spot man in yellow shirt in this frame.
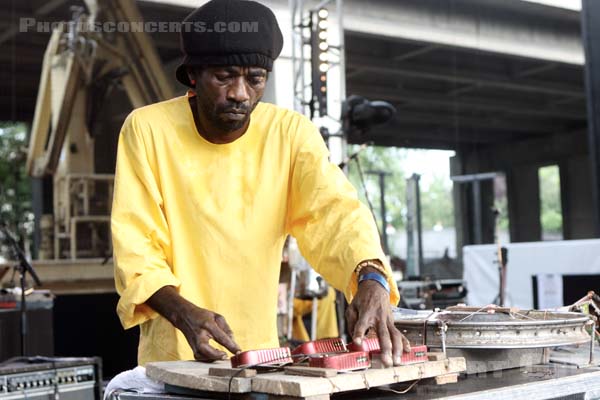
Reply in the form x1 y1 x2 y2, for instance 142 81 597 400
111 0 409 368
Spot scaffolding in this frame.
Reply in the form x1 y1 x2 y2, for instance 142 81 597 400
53 174 114 260
289 0 346 129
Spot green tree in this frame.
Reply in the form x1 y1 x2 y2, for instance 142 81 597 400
539 165 562 235
346 145 407 230
348 146 454 233
419 174 454 230
346 145 455 232
0 122 33 256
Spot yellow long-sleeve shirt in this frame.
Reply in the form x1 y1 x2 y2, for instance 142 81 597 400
111 93 400 365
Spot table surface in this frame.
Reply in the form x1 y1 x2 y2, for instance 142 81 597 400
111 364 600 400
112 345 600 400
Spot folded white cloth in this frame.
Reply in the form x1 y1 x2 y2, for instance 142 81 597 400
104 366 165 400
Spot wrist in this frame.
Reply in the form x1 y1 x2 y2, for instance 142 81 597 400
358 271 391 293
355 260 390 293
355 259 386 277
172 299 197 329
147 286 190 328
358 265 385 278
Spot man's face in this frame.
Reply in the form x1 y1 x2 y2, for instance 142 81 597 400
191 65 268 133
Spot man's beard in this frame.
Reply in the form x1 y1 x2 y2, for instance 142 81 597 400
197 97 256 133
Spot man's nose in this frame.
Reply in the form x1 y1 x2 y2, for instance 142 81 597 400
227 77 250 104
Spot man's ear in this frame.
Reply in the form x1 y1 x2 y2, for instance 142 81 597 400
187 66 197 86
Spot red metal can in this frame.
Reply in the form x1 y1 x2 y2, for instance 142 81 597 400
347 337 381 354
291 338 347 356
348 338 428 365
230 347 293 368
308 351 370 371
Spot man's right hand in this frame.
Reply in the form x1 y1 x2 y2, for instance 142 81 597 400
146 286 241 362
177 305 241 361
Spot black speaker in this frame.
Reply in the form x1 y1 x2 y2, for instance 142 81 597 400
562 274 600 305
53 293 138 379
0 307 54 362
532 274 600 308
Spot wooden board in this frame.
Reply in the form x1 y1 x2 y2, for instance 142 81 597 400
251 358 466 397
427 352 447 361
284 366 338 378
434 372 459 385
209 367 257 378
146 357 466 398
146 360 252 393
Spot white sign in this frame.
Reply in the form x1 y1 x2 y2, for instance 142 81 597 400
536 273 564 309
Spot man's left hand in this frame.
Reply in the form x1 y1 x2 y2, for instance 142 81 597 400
345 268 411 367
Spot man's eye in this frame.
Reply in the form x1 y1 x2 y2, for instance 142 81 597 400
215 74 230 81
249 76 265 85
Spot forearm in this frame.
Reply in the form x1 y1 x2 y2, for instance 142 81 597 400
146 285 194 328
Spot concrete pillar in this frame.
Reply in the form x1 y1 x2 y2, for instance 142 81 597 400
451 155 467 258
507 165 541 242
479 179 496 244
450 154 496 252
560 156 596 239
582 0 600 236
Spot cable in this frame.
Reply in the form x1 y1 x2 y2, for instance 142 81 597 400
377 379 420 394
510 310 535 321
353 155 382 239
457 305 492 323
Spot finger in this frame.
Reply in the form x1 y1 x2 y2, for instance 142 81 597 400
345 306 358 340
214 314 236 340
366 327 377 338
191 330 228 361
194 342 228 362
377 320 393 367
388 321 404 366
214 315 241 355
402 333 412 353
352 313 371 345
205 321 241 355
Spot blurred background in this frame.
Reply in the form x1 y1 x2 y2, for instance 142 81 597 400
1 0 599 381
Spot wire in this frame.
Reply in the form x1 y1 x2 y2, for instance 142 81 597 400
353 155 382 239
510 311 536 321
377 379 420 394
457 305 490 322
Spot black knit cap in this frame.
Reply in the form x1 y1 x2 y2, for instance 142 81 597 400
175 0 284 87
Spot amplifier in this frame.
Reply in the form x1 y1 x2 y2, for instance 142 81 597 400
0 357 101 400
